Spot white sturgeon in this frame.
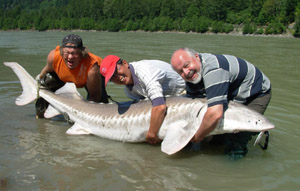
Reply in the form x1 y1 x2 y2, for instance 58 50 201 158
4 62 275 155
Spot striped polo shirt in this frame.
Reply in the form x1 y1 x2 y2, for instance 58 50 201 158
124 60 186 106
186 53 271 107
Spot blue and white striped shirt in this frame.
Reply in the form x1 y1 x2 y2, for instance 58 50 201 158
186 53 271 107
124 60 186 106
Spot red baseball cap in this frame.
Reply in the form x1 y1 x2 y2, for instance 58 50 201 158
100 55 121 86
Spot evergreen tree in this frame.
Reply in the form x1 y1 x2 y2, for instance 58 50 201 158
294 14 300 37
0 0 298 36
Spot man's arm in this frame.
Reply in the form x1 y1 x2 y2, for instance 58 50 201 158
39 49 55 78
86 63 102 102
192 104 224 142
146 103 167 144
134 63 167 144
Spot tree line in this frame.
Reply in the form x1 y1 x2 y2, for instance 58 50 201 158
1 0 300 37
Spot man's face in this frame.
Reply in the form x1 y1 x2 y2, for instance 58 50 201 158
62 44 81 69
110 60 133 85
171 50 201 84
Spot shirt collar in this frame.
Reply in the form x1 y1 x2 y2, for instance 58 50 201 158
126 64 140 90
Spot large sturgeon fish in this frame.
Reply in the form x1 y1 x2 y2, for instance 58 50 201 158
4 62 275 155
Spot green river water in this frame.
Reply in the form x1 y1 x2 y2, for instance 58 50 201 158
0 31 299 190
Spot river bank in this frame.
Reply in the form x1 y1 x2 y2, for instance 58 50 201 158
1 27 297 39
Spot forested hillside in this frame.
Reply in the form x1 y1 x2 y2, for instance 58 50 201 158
1 0 300 37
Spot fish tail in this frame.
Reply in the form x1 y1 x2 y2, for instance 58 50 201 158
3 62 37 105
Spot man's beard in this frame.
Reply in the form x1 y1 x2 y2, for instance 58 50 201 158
186 71 202 84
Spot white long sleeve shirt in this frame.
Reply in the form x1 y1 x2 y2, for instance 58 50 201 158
124 60 186 106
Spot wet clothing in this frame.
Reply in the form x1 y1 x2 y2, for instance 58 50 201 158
187 53 272 159
223 91 272 159
124 60 186 106
53 46 102 88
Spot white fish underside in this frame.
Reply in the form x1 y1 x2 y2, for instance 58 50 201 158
4 62 275 155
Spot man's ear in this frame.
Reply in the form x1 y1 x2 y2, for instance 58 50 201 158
195 54 200 62
123 60 129 67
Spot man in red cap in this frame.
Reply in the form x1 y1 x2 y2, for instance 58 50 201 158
36 34 109 118
100 55 186 144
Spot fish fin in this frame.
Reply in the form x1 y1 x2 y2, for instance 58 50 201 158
55 83 83 100
161 120 198 155
254 131 264 146
15 92 36 106
66 123 90 135
4 62 37 105
254 131 270 150
44 104 61 118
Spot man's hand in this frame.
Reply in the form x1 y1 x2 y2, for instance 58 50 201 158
190 104 224 143
146 131 162 144
191 135 201 143
146 104 166 144
35 74 41 81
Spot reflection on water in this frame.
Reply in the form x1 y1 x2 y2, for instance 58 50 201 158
0 31 300 190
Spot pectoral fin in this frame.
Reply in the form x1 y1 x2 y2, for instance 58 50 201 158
161 120 198 155
66 123 90 135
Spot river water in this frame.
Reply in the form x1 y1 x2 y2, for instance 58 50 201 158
0 31 299 191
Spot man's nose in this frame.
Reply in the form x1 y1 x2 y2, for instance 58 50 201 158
68 54 74 59
183 68 189 75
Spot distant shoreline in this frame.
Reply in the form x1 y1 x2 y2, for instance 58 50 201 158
0 28 296 39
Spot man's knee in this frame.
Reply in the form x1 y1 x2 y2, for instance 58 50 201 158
224 132 253 159
35 97 49 118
